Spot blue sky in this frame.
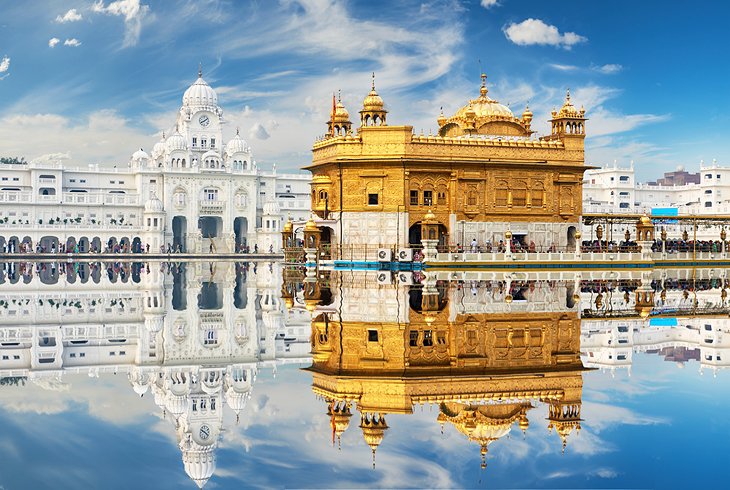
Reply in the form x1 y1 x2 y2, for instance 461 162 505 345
0 0 729 179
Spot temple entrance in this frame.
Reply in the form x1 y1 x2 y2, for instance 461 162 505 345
234 217 248 252
567 226 577 250
172 216 187 252
198 216 222 238
132 237 142 253
408 222 449 249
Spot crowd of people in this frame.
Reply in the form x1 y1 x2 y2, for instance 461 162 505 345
0 239 277 255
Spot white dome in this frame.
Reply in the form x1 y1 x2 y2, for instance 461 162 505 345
166 131 187 152
263 200 280 216
145 197 164 213
152 137 166 158
183 448 215 489
225 389 250 414
226 131 250 155
132 148 149 161
183 75 218 108
165 393 187 417
201 150 220 161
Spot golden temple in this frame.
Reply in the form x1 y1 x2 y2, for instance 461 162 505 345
304 73 587 255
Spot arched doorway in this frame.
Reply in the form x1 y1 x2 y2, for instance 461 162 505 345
567 226 577 250
132 237 142 253
408 222 449 249
198 216 222 238
233 217 248 252
172 216 187 252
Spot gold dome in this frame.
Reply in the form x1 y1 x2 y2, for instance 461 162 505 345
362 77 385 111
304 218 318 232
423 208 437 223
638 306 652 319
333 100 350 123
283 219 293 233
640 214 652 225
453 73 514 120
555 89 584 119
304 298 319 312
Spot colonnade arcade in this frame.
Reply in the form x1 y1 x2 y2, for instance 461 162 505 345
0 234 146 253
581 213 730 255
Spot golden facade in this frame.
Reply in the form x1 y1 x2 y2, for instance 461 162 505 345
306 73 588 249
293 273 585 468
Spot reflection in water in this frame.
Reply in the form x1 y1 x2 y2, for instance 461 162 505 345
1 263 730 487
0 261 310 488
287 270 585 470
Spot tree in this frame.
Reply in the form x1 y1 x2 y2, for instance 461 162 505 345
0 157 27 165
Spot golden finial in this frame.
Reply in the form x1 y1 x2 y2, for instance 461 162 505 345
337 89 341 103
480 73 488 96
371 72 376 91
198 62 202 78
161 130 165 139
565 88 571 103
236 126 240 136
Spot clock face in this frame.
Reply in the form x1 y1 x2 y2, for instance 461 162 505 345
199 115 210 127
199 425 211 440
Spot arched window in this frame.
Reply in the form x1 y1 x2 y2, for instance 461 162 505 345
532 182 545 208
495 181 508 207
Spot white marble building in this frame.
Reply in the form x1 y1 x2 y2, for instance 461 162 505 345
0 69 311 254
583 160 730 215
0 261 311 488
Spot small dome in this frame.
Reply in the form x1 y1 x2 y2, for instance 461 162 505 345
183 71 218 108
132 148 149 161
556 89 581 118
201 150 220 161
226 129 249 155
182 448 215 489
152 135 166 158
166 130 187 152
333 100 350 122
263 200 280 216
145 197 164 213
363 89 384 111
304 218 318 232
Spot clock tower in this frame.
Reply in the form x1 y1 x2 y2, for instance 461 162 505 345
178 67 224 167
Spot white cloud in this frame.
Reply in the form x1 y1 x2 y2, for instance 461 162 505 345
64 38 82 47
480 0 499 8
91 0 151 47
55 8 83 23
595 63 623 74
548 63 578 71
0 55 9 74
504 18 586 49
48 37 61 48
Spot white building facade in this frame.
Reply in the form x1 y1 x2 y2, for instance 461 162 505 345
0 70 311 254
583 160 730 215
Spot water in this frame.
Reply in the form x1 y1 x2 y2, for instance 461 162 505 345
0 261 728 489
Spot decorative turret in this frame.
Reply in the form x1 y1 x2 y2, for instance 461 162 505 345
360 411 388 468
327 400 353 449
360 73 387 127
521 103 533 132
549 89 587 138
327 91 352 137
547 400 582 454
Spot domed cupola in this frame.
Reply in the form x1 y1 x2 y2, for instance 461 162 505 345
130 148 149 168
145 196 164 213
326 91 352 137
225 128 250 155
183 66 218 110
166 127 187 152
438 73 530 138
152 132 166 159
548 88 587 139
360 73 387 127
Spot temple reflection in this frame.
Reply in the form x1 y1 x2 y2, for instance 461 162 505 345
285 266 730 470
286 269 585 469
0 261 311 488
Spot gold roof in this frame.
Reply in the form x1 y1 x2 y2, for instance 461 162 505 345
304 218 318 232
333 99 350 123
362 73 385 112
451 73 514 120
553 89 585 119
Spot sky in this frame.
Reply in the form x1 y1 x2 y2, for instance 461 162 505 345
1 0 729 180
